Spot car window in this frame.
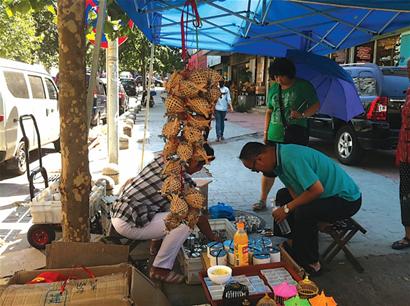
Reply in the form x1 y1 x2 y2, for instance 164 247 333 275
28 75 46 99
352 77 377 96
382 75 409 98
4 71 29 99
45 78 58 100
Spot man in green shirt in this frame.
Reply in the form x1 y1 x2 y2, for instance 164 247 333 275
240 142 361 274
253 58 320 211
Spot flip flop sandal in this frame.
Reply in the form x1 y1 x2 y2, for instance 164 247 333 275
392 237 410 250
252 200 267 211
149 270 185 284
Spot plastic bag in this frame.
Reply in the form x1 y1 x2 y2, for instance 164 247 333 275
209 202 235 221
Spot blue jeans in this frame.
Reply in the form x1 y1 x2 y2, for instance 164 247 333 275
215 110 227 138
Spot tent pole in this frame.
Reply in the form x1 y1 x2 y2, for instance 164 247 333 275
140 43 155 170
107 38 119 164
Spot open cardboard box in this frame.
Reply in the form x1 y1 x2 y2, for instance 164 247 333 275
0 242 171 306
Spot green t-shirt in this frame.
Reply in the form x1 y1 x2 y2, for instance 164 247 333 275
267 78 318 142
274 144 361 201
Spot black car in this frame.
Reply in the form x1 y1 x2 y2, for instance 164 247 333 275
120 78 137 96
309 63 409 165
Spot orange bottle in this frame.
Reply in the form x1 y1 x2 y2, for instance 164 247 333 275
234 222 249 266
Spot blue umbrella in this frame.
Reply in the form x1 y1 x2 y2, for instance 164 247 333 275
286 49 364 122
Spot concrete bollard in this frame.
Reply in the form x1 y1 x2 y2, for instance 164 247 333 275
102 163 120 185
119 135 129 150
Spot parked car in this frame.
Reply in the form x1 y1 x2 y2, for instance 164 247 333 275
119 83 129 114
86 74 107 126
309 63 409 165
120 78 137 96
0 58 60 175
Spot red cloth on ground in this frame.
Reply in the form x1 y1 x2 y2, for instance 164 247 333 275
396 87 410 165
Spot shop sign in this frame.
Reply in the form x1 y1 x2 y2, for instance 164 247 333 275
354 42 374 63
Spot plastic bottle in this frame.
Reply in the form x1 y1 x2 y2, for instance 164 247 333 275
234 221 249 267
272 205 291 235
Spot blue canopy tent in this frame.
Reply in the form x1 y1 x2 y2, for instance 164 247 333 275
116 0 410 57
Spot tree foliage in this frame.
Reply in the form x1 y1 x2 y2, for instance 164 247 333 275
0 3 42 64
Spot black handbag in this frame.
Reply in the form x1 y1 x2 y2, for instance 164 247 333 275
277 85 309 146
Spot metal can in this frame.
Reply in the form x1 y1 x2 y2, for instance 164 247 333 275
253 250 270 265
207 241 223 258
267 246 281 263
209 249 227 266
223 239 233 251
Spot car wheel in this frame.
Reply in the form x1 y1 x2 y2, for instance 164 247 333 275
10 141 27 175
27 224 56 250
53 138 61 152
335 125 363 165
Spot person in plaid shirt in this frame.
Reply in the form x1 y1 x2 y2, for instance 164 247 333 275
111 143 217 283
392 58 410 250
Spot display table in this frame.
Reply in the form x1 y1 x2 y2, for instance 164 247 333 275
199 262 302 306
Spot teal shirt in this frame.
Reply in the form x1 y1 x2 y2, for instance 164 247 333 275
273 144 361 201
267 78 318 142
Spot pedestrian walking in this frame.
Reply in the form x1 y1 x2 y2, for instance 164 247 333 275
215 80 233 142
392 58 410 250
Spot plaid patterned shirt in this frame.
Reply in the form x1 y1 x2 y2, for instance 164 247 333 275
111 155 194 227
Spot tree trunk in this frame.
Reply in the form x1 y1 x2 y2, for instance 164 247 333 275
57 0 91 242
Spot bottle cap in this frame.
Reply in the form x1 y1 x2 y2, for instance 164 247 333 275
237 222 245 230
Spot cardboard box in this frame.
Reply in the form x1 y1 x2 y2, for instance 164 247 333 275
0 242 171 306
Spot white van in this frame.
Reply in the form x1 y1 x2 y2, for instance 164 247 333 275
0 58 60 175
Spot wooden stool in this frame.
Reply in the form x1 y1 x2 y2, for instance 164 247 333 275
319 217 367 272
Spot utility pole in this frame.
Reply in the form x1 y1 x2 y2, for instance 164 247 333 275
106 38 119 164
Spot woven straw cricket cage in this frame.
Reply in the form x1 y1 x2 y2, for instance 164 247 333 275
166 71 185 93
162 119 181 139
165 95 185 114
186 114 210 130
175 80 206 98
161 175 182 195
297 276 319 299
164 212 182 231
208 86 222 104
187 97 212 117
192 144 210 164
188 69 209 86
177 142 193 162
170 194 189 217
186 207 200 229
184 190 205 209
163 139 179 159
206 68 223 84
162 160 183 177
183 125 203 144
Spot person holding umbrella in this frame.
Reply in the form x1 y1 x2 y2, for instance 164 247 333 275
252 58 320 211
392 58 410 250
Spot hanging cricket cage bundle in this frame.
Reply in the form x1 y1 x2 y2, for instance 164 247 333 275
186 207 200 229
174 80 206 98
162 118 181 139
186 113 210 130
165 71 185 93
169 194 189 218
184 189 205 209
163 138 179 160
164 212 183 232
183 125 203 144
165 95 185 115
177 142 193 162
187 97 212 118
161 175 182 195
162 160 183 177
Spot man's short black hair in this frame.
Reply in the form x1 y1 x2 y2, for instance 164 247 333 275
239 142 267 161
269 58 296 79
